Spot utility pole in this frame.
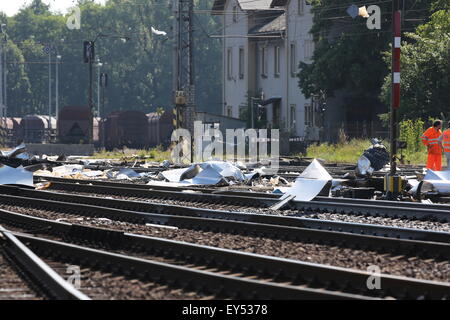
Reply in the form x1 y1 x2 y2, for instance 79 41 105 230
84 34 127 145
0 33 3 120
96 57 103 118
83 40 95 144
173 0 196 162
3 39 6 115
385 0 402 199
89 52 93 111
250 97 257 128
54 39 64 139
0 24 6 137
48 45 52 142
100 72 107 148
56 54 61 126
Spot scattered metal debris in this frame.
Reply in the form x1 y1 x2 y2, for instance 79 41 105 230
275 159 332 201
4 141 448 203
1 143 28 159
412 169 450 200
356 139 390 176
158 161 247 186
0 165 34 187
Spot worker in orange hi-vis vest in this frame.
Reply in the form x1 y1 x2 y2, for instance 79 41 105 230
421 120 443 171
438 120 450 170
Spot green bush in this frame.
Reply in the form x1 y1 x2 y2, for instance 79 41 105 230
305 137 429 165
399 119 426 154
305 139 370 164
93 147 171 162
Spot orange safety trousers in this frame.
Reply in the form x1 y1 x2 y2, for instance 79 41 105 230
427 153 442 171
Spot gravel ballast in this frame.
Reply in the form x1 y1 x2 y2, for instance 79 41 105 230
1 203 449 283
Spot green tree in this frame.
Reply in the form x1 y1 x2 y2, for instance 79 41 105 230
380 9 450 119
298 0 433 123
238 92 267 129
0 0 222 118
3 40 31 116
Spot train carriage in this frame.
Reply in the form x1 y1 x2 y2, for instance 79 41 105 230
100 110 149 150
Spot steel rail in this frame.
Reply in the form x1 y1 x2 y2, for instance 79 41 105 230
13 232 371 300
36 176 450 210
80 164 355 173
313 196 450 211
43 181 275 207
0 225 90 300
3 185 450 244
35 175 282 198
33 178 450 222
292 200 450 222
1 208 448 299
0 187 448 258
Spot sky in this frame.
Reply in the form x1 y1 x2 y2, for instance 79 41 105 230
0 0 106 16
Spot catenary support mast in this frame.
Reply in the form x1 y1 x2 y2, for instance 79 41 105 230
173 0 196 136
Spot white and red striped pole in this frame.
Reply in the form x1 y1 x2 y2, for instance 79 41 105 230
390 0 401 176
392 9 401 110
386 0 402 199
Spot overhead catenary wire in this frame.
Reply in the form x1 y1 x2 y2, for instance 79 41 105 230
201 0 437 41
1 1 441 67
4 0 439 46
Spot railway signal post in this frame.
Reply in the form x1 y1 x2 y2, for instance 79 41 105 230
385 0 403 200
83 40 95 144
173 0 196 163
0 24 5 138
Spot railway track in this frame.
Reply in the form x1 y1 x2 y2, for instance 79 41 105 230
0 184 449 261
4 184 450 243
38 257 209 300
33 177 450 223
0 224 89 300
3 173 449 300
7 229 366 299
34 175 450 207
0 249 42 300
2 203 448 282
1 210 449 299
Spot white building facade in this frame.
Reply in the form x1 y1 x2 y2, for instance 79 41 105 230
213 0 321 140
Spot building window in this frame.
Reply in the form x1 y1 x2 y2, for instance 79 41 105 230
227 106 233 117
274 46 280 77
304 104 313 126
298 0 304 16
290 104 296 129
290 43 297 76
239 47 244 79
304 40 314 60
261 47 267 78
227 47 233 80
233 6 238 22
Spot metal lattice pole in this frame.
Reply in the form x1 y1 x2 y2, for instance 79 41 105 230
173 0 196 163
173 0 196 134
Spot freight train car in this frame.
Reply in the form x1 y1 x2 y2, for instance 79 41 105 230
20 115 56 143
147 111 174 147
4 118 22 146
57 106 94 144
100 110 149 150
